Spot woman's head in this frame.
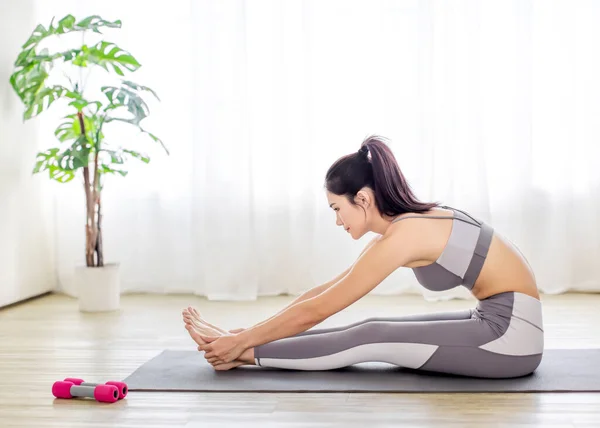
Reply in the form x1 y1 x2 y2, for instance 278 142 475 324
325 135 439 239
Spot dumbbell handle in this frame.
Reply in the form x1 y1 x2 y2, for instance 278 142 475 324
69 385 97 399
80 382 101 388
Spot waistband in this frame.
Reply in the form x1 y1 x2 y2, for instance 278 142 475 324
474 291 543 333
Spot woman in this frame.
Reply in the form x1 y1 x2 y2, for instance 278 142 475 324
182 135 543 378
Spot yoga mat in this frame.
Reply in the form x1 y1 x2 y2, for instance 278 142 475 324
124 348 600 392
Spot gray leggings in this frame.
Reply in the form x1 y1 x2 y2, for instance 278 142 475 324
253 291 544 378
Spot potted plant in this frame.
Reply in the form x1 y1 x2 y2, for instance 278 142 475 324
9 14 168 312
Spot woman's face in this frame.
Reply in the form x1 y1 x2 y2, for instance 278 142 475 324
326 190 370 240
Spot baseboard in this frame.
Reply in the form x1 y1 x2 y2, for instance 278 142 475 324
0 291 54 311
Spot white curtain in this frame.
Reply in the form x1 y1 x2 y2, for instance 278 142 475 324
28 0 600 300
0 0 57 307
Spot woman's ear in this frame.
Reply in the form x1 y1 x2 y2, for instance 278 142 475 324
355 189 371 208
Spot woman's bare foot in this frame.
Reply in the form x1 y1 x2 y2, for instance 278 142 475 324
211 359 246 371
182 307 255 368
183 324 255 367
183 306 229 335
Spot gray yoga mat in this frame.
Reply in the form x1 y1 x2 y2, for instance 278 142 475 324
124 348 600 392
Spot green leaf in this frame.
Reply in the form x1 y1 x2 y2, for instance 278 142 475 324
103 115 168 155
10 61 50 106
142 129 169 155
72 48 89 68
57 148 88 170
99 164 128 177
22 23 51 51
100 149 125 164
121 80 160 101
33 148 60 173
86 41 141 75
32 148 77 183
14 46 38 68
100 148 151 167
102 86 149 125
21 15 120 51
24 85 71 120
49 166 76 183
10 48 82 112
123 149 150 163
10 15 122 112
75 15 121 33
54 15 76 34
55 117 78 142
68 98 102 112
56 136 91 170
27 48 81 66
55 113 103 147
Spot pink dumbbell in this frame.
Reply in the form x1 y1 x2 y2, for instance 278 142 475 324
52 380 119 403
64 378 128 399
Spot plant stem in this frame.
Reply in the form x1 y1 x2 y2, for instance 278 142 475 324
83 169 95 267
78 111 97 267
79 110 106 268
91 117 102 266
96 195 103 266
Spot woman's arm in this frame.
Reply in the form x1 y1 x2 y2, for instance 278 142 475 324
240 236 380 331
237 234 408 350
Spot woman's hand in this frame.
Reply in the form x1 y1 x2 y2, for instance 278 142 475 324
197 333 246 365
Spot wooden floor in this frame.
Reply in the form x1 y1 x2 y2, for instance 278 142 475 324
1 292 599 427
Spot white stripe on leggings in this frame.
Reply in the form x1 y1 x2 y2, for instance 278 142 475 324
255 342 439 371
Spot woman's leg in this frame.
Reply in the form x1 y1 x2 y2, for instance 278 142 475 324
292 308 474 337
254 292 544 378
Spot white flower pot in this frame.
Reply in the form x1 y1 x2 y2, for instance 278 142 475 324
76 263 121 312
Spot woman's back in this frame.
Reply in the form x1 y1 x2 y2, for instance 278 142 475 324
387 206 539 300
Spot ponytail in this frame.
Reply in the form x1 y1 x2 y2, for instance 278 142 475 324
325 135 438 216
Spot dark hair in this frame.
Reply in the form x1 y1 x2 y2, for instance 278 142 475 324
325 135 439 217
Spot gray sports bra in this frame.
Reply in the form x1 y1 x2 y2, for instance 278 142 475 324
391 205 494 292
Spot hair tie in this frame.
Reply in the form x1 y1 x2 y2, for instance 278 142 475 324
358 145 369 157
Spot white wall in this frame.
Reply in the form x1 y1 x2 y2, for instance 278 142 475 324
0 0 56 307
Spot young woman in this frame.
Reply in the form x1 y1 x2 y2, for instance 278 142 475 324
182 135 543 378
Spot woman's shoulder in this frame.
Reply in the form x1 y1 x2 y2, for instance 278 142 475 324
381 206 457 260
389 206 456 226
